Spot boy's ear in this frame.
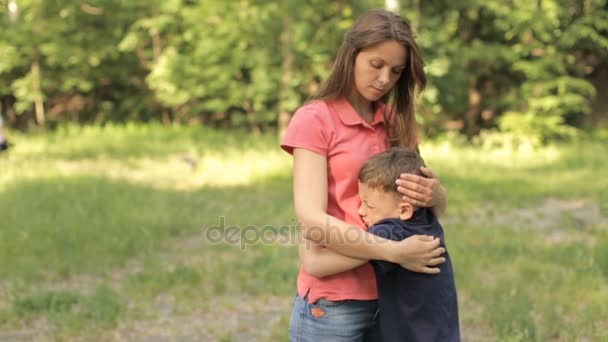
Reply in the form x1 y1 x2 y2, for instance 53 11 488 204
399 202 414 220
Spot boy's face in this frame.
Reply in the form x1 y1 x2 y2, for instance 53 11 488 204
357 182 403 227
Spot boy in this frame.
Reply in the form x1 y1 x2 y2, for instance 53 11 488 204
300 147 460 341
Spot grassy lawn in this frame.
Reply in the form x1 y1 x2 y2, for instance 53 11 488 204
0 124 606 341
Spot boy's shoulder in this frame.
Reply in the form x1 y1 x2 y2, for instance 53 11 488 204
368 218 411 242
408 207 440 226
368 208 442 239
369 218 405 230
372 208 438 227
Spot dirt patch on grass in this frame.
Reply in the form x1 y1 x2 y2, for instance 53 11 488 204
0 317 51 342
445 198 605 231
102 295 291 341
458 290 496 341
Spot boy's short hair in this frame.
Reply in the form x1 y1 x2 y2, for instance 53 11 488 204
359 147 426 193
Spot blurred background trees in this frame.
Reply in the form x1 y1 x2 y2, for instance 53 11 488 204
0 0 606 142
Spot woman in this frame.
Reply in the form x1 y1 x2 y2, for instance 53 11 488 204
281 9 448 341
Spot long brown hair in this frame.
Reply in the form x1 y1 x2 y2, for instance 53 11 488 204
310 9 426 149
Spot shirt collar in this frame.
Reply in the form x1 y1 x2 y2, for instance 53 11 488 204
331 97 386 127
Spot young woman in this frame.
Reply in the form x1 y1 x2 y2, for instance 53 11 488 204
281 9 448 341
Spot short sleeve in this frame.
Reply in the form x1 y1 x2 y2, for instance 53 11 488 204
281 102 331 157
369 223 410 274
371 260 398 274
368 223 407 242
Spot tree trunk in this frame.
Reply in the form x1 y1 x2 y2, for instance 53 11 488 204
590 64 608 128
149 6 170 125
278 15 294 139
151 30 171 125
152 31 162 62
412 0 420 33
465 76 481 138
385 0 401 13
31 49 45 126
1 96 17 126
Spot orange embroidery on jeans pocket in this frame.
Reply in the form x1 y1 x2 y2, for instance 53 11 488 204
311 307 326 318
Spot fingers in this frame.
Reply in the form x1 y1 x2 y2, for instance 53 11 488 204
396 175 433 197
401 260 444 274
427 257 446 266
422 237 445 267
398 236 445 273
420 266 441 275
399 188 430 208
397 172 439 190
412 235 442 250
397 181 432 196
415 234 436 242
397 186 432 206
411 256 445 273
429 246 446 258
415 238 445 262
398 173 431 186
419 166 438 179
399 167 438 180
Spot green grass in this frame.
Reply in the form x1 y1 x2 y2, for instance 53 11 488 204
0 123 606 340
4 285 122 335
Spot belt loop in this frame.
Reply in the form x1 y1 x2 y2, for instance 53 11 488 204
302 289 311 303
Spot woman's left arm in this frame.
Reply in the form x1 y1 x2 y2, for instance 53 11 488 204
396 166 447 217
299 239 369 278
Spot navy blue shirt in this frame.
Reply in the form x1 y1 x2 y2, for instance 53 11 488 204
369 208 460 342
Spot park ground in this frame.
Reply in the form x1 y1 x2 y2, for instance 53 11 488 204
0 124 606 341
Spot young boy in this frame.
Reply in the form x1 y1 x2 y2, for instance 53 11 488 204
300 147 460 341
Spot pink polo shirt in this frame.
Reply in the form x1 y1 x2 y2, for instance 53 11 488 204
281 97 390 303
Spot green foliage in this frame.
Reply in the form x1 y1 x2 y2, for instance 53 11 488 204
416 0 607 140
497 111 579 144
128 0 372 126
0 1 606 136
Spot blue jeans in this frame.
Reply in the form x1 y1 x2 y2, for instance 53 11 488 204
289 293 380 342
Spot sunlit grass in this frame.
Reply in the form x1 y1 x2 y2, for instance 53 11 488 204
421 138 607 211
421 139 562 169
1 124 290 191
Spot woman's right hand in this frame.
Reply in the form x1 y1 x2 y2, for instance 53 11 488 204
393 235 446 274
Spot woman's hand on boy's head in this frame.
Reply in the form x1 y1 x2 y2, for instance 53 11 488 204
395 166 443 208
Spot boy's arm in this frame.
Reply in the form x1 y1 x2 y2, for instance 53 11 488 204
299 238 369 278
